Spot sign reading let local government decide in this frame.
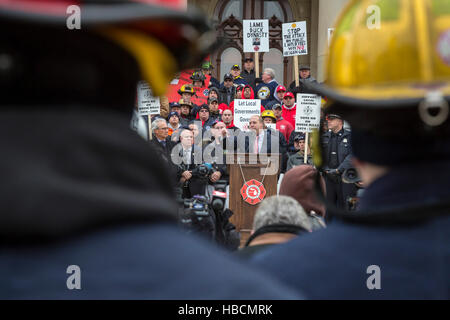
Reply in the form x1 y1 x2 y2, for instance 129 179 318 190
243 20 269 52
137 81 160 116
295 94 321 132
282 21 308 56
234 99 261 130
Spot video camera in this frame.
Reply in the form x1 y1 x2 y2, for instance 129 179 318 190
211 180 227 212
209 180 240 251
342 168 362 184
179 195 215 240
191 163 215 181
342 168 364 211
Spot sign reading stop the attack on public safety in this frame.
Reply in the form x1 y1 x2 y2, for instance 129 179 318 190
295 94 321 132
282 21 308 56
137 81 160 116
243 19 269 52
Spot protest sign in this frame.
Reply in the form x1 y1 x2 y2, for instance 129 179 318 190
295 94 321 133
137 81 160 116
243 20 269 52
282 21 308 56
233 99 261 130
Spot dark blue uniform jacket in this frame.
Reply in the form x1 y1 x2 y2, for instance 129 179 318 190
252 160 450 299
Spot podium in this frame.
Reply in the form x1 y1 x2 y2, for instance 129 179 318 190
227 153 281 247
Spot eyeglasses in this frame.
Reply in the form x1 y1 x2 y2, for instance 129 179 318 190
284 97 294 99
224 79 233 82
199 110 209 113
158 127 169 130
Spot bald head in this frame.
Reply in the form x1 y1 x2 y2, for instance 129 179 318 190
180 129 194 148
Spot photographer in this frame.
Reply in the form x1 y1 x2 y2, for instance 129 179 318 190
203 120 232 183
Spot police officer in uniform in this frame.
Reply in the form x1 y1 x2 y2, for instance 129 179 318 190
322 114 356 210
254 0 450 299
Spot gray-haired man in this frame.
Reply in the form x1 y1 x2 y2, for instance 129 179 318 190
150 118 174 163
256 68 279 108
236 195 311 259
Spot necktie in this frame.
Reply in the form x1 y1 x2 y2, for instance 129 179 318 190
253 135 259 153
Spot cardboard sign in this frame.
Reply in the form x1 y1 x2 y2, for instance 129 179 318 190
295 94 321 132
282 21 308 56
243 20 269 52
137 81 160 116
233 99 261 130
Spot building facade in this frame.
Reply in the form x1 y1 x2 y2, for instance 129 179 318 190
189 0 350 84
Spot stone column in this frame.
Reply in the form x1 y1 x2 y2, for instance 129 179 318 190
316 0 350 82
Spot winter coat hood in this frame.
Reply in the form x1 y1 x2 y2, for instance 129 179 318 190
275 85 285 103
241 85 255 99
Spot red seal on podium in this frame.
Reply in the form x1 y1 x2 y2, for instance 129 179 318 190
240 179 266 205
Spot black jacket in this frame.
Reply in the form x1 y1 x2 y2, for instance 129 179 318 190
241 69 256 92
288 77 318 97
149 136 175 164
322 129 353 172
219 86 236 106
203 138 230 179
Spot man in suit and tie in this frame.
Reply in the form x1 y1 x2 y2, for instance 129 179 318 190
176 129 206 198
152 118 171 149
150 118 174 163
245 115 283 155
238 115 284 176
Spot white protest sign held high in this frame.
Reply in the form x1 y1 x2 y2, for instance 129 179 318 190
233 99 261 130
243 20 269 52
295 94 321 132
282 21 308 56
137 81 160 116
